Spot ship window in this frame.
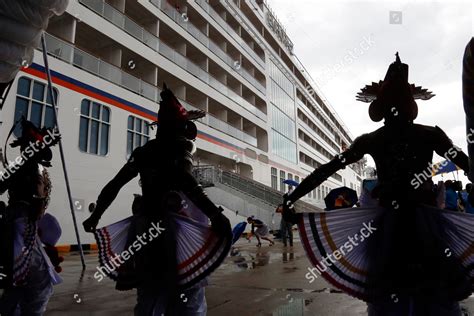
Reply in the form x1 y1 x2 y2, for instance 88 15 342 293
127 115 151 157
271 167 278 190
332 173 343 182
13 77 58 136
279 170 286 193
271 130 297 164
79 99 110 156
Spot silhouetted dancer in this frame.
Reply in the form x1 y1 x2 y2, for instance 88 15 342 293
83 86 232 316
280 54 473 315
0 119 62 315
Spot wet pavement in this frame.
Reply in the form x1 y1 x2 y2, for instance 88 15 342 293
41 238 474 315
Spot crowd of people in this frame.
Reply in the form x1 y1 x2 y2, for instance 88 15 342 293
442 180 474 213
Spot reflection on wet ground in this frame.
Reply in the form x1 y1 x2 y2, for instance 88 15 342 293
208 239 474 316
227 244 299 273
43 238 474 315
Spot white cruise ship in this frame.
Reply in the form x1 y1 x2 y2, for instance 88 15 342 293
0 0 365 246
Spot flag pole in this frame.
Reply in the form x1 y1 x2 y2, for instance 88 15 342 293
40 33 86 270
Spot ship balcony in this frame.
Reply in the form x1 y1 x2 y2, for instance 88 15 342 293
44 33 159 100
296 98 338 145
148 0 266 94
42 33 263 149
77 0 266 120
298 114 340 154
182 100 258 147
192 0 265 68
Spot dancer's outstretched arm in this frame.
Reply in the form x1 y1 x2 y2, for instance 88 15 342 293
83 150 140 232
285 134 370 205
433 126 470 175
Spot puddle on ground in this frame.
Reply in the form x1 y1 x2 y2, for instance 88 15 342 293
223 248 299 272
271 288 341 315
272 298 305 316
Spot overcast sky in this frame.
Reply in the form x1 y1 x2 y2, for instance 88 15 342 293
269 0 473 181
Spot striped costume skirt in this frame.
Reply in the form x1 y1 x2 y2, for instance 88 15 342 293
299 206 474 303
94 194 232 290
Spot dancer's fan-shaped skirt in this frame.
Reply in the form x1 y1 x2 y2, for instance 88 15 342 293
298 207 474 302
94 211 231 289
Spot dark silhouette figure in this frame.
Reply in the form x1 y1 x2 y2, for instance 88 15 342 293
83 86 231 315
281 54 473 315
0 119 62 315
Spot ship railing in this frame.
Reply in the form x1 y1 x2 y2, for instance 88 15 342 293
42 33 258 147
151 0 266 95
43 33 157 101
180 100 258 147
193 165 319 213
157 41 266 120
297 98 336 141
193 0 265 69
77 0 266 121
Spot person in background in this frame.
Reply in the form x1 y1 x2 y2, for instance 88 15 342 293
278 186 294 247
435 180 446 209
276 206 293 247
461 183 474 214
444 180 458 211
333 192 352 209
454 181 467 212
359 178 378 207
246 216 274 247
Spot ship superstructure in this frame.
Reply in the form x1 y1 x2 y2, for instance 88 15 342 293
0 0 365 244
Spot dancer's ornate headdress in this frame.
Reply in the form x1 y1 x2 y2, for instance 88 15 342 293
356 53 435 122
155 84 206 140
4 118 60 167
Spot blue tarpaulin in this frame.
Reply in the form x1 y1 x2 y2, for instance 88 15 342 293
431 160 460 175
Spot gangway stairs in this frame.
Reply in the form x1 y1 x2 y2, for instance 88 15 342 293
193 165 321 230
